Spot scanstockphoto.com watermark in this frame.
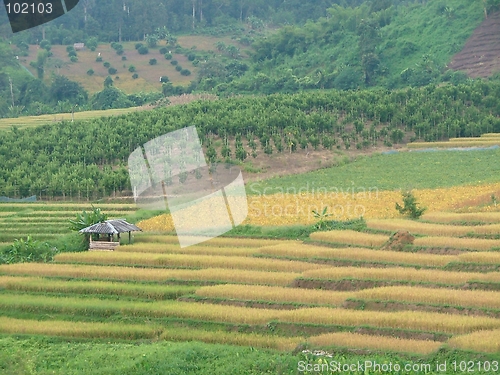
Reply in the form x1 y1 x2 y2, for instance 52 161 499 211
297 359 499 373
248 182 379 200
248 182 379 220
249 200 367 220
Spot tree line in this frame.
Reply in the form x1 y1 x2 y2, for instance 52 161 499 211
0 80 500 199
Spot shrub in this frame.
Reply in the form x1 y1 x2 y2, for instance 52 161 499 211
86 37 98 51
192 60 199 67
0 236 58 264
66 45 75 53
39 40 51 51
122 56 127 61
103 61 111 68
128 65 136 73
159 47 168 54
68 50 77 57
149 58 157 65
164 53 173 60
187 53 196 61
175 65 182 72
160 76 169 83
396 191 426 219
108 67 117 74
87 69 94 76
138 46 149 55
170 60 178 66
135 43 143 50
70 56 78 62
116 49 124 55
111 42 122 51
180 69 191 76
132 73 139 79
96 56 103 62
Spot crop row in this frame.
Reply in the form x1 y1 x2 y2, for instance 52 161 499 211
0 316 159 340
1 293 500 334
0 314 497 354
259 243 500 266
115 243 261 257
0 316 300 351
259 243 455 267
0 204 136 211
407 140 500 148
310 229 500 251
195 284 500 310
0 263 299 286
0 276 196 300
301 267 500 285
54 252 328 273
134 234 285 248
367 218 500 236
421 211 500 224
3 262 500 287
447 329 500 353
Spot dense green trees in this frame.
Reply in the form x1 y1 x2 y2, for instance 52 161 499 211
1 80 500 199
0 0 363 43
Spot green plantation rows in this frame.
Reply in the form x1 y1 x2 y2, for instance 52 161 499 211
2 81 500 198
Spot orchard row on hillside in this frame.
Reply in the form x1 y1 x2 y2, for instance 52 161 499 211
1 81 500 199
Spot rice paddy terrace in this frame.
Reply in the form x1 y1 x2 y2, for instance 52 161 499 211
0 209 499 361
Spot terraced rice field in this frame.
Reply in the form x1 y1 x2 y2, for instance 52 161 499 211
0 203 137 243
407 133 500 149
0 230 499 356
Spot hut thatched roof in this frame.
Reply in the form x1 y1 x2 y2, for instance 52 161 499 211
79 219 142 234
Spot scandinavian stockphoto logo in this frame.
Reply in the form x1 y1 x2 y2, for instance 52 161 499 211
3 0 80 33
128 126 248 248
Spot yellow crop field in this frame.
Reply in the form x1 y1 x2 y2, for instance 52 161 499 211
54 252 328 273
160 328 301 351
310 230 388 247
133 234 286 248
458 252 500 264
367 218 500 236
302 267 500 285
308 332 442 355
422 211 500 223
414 236 500 251
447 329 500 353
355 286 500 310
0 294 282 324
0 316 159 340
116 243 259 257
0 276 195 300
258 243 456 267
195 284 353 306
137 183 500 227
0 263 299 286
407 140 500 148
279 308 500 334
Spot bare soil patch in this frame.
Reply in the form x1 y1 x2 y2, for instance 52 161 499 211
448 11 500 78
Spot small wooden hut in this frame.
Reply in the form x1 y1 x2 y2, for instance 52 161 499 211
79 219 142 251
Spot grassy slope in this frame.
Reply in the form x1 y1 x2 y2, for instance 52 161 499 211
0 333 498 374
378 0 484 79
0 107 146 130
248 148 500 195
234 0 485 90
19 35 246 95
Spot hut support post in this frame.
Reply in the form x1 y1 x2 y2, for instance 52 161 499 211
129 231 131 244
